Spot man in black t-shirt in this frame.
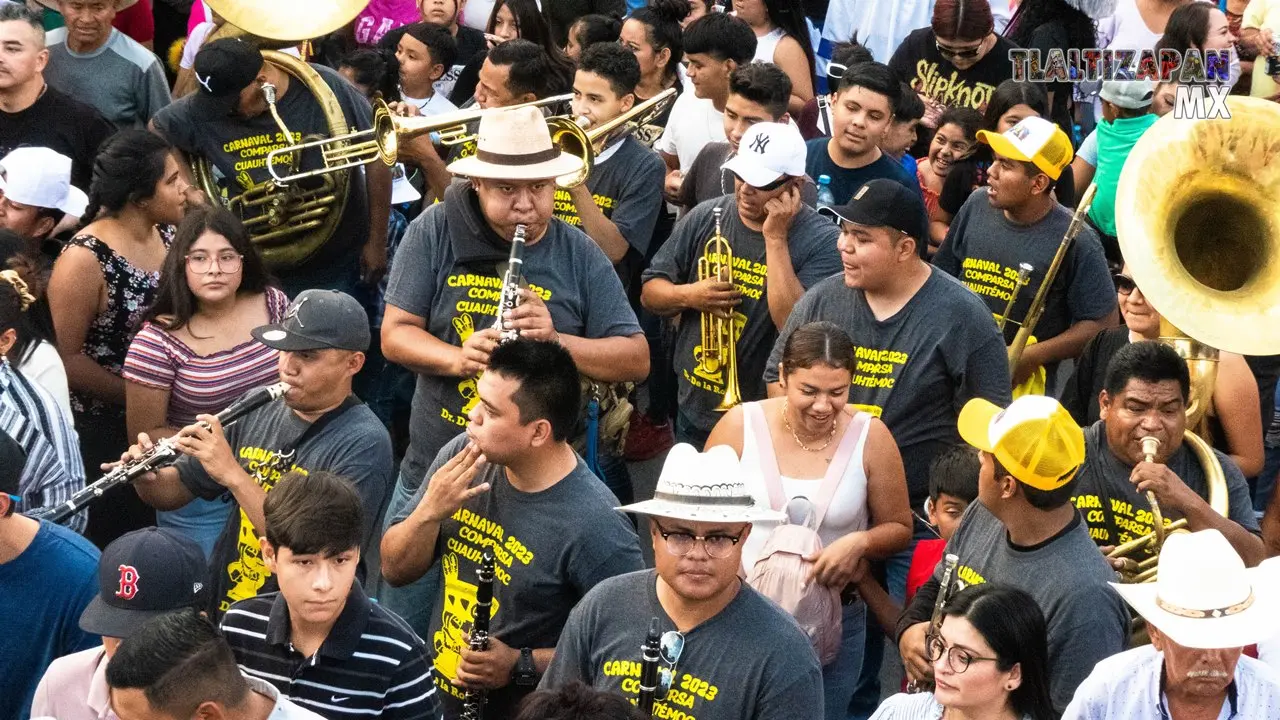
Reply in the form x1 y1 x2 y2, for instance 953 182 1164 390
0 4 112 190
152 39 392 297
935 117 1115 393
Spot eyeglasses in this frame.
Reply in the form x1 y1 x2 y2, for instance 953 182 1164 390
936 41 984 59
1114 274 1136 295
926 634 1001 674
186 252 243 274
654 630 685 701
653 522 745 559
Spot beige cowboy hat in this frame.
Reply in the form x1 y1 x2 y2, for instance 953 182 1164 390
447 105 584 181
1111 529 1280 649
32 0 140 11
617 444 786 524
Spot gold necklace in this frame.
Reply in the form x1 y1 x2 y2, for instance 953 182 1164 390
782 401 837 452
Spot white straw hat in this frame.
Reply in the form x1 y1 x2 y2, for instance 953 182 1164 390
0 147 88 217
617 444 786 524
1111 529 1280 649
447 105 584 181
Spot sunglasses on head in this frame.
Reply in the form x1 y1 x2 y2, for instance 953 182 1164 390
936 41 983 59
1114 274 1136 294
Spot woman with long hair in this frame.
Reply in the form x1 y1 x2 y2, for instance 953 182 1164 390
122 207 287 556
564 13 622 61
872 584 1056 720
1155 1 1240 87
620 0 691 129
448 0 574 104
706 321 913 720
48 128 189 546
733 0 817 114
0 232 69 416
1003 0 1102 133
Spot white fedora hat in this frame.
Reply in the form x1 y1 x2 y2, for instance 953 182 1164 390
1111 529 1280 649
617 444 786 524
447 105 584 181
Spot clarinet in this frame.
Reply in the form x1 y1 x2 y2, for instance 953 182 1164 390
637 617 661 715
29 382 291 523
907 553 960 694
461 551 496 720
492 224 527 344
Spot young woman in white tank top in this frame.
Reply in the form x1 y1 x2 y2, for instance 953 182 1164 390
731 0 817 115
705 320 912 720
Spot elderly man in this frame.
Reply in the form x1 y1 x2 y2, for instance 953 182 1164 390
540 443 824 720
1063 529 1280 719
41 0 170 128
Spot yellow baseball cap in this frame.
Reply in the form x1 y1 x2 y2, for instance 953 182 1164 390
957 395 1085 491
976 117 1074 181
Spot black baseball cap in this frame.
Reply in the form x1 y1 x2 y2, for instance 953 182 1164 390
191 38 264 117
79 527 209 638
252 289 371 352
819 179 930 250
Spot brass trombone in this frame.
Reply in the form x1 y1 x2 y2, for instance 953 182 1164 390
548 88 678 188
265 94 574 185
696 208 742 411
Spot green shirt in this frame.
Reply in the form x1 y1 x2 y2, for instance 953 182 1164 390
1088 113 1158 236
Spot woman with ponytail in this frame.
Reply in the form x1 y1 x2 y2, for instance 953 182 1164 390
47 128 190 547
0 232 70 417
620 0 692 131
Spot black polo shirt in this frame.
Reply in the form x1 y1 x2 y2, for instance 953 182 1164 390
221 583 440 719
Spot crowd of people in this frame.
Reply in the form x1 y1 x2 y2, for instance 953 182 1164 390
4 0 1280 719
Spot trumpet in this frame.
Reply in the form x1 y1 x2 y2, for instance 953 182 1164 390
266 94 573 185
461 551 496 720
696 208 741 411
492 224 528 344
30 382 290 523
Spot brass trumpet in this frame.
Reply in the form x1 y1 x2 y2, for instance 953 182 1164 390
696 208 742 411
265 94 574 185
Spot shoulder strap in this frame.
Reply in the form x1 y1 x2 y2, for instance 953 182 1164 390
745 403 786 512
811 411 870 529
279 395 363 460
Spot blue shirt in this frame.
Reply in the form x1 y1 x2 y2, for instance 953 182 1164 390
804 138 923 205
0 520 100 719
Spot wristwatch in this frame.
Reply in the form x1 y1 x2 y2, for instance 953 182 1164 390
513 647 537 686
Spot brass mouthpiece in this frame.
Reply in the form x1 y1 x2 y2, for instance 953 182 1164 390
1140 436 1161 462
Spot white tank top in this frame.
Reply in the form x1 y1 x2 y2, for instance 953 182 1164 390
754 27 786 65
738 401 871 573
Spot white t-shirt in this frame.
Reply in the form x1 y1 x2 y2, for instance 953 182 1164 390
180 21 217 70
403 90 459 117
655 90 726 172
17 340 72 423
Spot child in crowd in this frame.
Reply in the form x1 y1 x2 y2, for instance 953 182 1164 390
858 444 981 636
917 107 982 254
879 84 925 176
394 22 460 116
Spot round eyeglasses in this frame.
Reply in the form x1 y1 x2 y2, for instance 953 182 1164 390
653 522 745 559
926 634 1001 674
186 252 243 274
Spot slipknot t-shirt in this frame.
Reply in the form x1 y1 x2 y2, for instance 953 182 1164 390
888 28 1019 116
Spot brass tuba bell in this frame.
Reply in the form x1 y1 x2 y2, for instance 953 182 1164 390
1109 96 1280 582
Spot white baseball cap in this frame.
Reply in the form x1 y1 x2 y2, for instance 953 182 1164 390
0 147 89 217
721 122 808 188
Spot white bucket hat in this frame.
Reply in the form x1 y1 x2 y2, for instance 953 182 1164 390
0 147 88 217
447 105 584 181
1111 529 1280 649
617 444 786 524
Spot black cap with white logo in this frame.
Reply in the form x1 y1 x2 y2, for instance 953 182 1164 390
252 289 371 352
191 38 264 117
819 179 930 249
79 527 210 639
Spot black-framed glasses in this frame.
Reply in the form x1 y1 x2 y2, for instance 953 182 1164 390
936 40 983 59
1114 273 1136 295
926 634 1001 674
186 252 243 274
653 521 745 559
655 630 685 701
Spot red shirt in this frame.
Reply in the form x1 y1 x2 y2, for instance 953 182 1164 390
906 538 946 604
113 0 154 45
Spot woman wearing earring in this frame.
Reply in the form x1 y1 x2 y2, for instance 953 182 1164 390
871 583 1057 720
705 320 913 720
48 129 189 546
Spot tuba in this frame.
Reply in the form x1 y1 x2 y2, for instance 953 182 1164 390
1108 96 1280 582
696 208 742 411
191 0 369 271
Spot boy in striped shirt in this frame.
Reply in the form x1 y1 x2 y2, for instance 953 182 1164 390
220 471 441 720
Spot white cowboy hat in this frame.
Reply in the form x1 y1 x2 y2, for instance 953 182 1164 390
617 444 786 524
1111 529 1280 649
446 105 584 181
33 0 139 11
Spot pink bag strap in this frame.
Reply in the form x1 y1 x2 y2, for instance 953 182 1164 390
748 403 870 530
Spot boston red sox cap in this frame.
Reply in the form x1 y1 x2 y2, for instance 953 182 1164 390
79 527 209 639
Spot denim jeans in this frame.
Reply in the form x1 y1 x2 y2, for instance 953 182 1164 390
371 468 440 640
675 412 711 450
823 599 868 720
595 450 634 506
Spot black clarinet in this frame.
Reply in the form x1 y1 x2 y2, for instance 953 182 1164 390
492 224 527 344
29 382 290 523
636 618 661 715
461 551 496 720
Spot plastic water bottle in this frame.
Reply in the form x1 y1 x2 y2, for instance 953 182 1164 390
816 175 836 215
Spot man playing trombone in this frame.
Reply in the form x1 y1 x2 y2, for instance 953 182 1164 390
1071 341 1264 577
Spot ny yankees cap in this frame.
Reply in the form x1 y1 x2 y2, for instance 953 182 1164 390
190 38 264 118
821 179 929 247
721 122 808 188
80 527 210 639
252 289 371 352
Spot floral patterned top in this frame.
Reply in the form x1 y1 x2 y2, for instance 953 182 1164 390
65 229 172 420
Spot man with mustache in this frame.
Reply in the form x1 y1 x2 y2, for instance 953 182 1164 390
1063 529 1280 719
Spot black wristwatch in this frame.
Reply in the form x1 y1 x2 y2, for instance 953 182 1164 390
513 647 537 686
